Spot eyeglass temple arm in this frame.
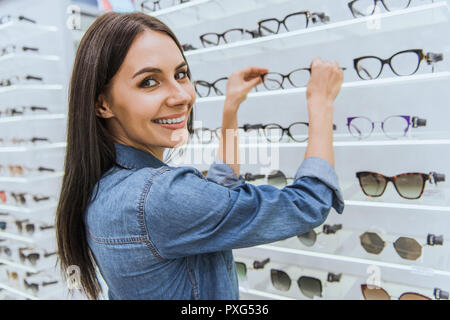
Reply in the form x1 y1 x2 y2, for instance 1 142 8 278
411 117 426 128
253 258 270 269
241 123 264 132
434 288 449 300
425 52 443 65
311 12 330 23
323 224 342 234
327 272 342 282
429 172 445 184
18 16 36 24
243 172 265 181
427 234 444 246
22 46 38 52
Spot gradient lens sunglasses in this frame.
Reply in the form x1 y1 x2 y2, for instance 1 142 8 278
359 232 443 260
356 171 445 199
297 224 342 247
361 284 449 300
270 269 341 299
235 258 270 281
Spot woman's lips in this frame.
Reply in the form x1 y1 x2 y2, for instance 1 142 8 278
154 119 186 130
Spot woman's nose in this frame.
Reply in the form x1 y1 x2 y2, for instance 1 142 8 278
165 81 192 107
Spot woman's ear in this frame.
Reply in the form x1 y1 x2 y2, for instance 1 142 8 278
95 93 114 119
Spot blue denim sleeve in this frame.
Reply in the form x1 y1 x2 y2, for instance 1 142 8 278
205 157 245 188
145 157 344 259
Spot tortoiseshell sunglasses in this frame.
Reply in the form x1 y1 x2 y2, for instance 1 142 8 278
356 171 445 199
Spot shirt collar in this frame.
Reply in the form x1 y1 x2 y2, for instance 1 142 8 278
114 142 167 170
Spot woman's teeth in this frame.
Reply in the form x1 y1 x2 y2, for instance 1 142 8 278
154 114 186 124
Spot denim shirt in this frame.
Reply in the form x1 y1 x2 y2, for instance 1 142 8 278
84 142 344 300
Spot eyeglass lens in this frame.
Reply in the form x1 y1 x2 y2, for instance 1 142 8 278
359 232 423 260
347 115 410 139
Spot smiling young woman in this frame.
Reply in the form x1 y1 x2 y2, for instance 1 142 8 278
56 11 345 300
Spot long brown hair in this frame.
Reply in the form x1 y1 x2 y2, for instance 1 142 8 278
55 11 193 300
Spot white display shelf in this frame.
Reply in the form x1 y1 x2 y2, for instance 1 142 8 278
0 202 57 214
0 54 61 71
0 282 38 300
0 20 57 42
0 142 66 153
0 230 55 245
235 245 450 289
239 287 293 300
194 72 450 104
344 199 450 212
185 137 450 150
185 2 450 63
0 114 65 124
149 0 292 29
0 84 63 95
0 171 63 183
0 258 38 274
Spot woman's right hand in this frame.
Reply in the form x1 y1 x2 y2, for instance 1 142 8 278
306 57 344 110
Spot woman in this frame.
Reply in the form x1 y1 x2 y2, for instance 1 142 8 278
56 11 344 300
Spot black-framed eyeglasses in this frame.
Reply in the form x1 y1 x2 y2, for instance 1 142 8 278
0 75 43 87
297 224 343 247
356 171 445 200
270 269 341 299
0 15 36 25
193 127 221 144
257 11 330 37
140 0 190 12
360 232 443 260
194 77 228 97
0 45 39 57
241 122 337 143
200 28 261 48
348 0 412 18
361 284 449 300
347 115 427 140
353 49 443 80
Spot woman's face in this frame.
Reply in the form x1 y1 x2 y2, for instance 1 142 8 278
97 29 196 159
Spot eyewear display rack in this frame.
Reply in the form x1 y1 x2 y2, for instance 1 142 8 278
144 0 450 300
0 0 78 300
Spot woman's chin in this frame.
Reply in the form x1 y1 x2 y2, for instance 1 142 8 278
165 128 189 148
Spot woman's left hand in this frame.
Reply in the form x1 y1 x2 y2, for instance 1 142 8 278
224 66 269 112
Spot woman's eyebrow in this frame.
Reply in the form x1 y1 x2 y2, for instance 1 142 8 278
132 62 187 79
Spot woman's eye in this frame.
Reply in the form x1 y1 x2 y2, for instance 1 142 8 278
175 70 188 80
140 77 158 88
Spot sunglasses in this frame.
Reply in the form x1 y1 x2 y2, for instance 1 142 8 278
348 0 412 17
235 258 271 281
360 232 443 260
0 106 50 118
297 224 342 247
0 15 36 25
23 279 58 294
356 171 445 200
0 45 39 57
0 75 43 87
346 115 426 140
243 170 291 189
353 49 443 80
0 165 55 177
361 284 449 300
270 269 341 299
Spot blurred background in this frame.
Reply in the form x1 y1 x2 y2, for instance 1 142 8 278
0 0 450 300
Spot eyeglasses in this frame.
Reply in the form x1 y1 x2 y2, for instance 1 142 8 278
0 165 55 177
356 171 445 200
361 285 449 300
257 11 330 37
15 219 54 235
193 127 221 144
359 232 443 260
140 0 190 12
0 106 50 118
235 258 271 281
194 77 228 97
270 269 341 299
297 224 342 247
181 43 197 52
353 49 443 80
0 15 36 25
0 245 11 257
24 279 58 294
0 191 51 205
243 170 291 189
0 75 43 87
200 28 261 48
0 136 51 146
346 115 427 140
348 0 412 18
241 122 337 143
260 67 345 90
0 45 39 57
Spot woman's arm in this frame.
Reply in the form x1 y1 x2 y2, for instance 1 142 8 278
216 66 269 177
305 58 344 167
